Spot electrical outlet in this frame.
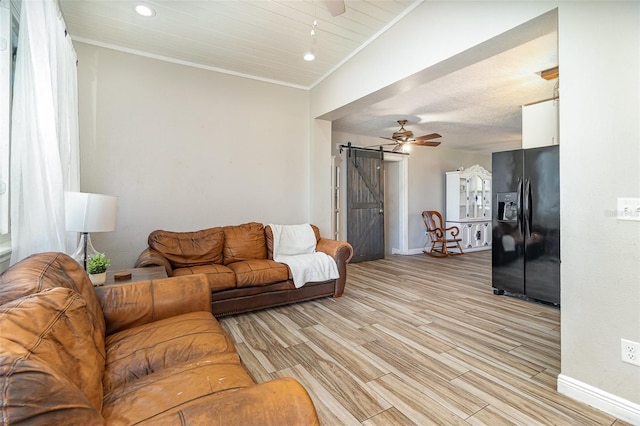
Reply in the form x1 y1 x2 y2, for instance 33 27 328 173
621 339 640 366
617 198 640 221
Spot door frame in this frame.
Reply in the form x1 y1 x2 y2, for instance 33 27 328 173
383 152 409 255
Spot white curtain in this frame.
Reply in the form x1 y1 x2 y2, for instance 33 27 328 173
10 0 79 264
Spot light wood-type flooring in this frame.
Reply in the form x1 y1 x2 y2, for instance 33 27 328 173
219 251 630 425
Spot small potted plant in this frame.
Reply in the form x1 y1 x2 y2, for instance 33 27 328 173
87 253 110 286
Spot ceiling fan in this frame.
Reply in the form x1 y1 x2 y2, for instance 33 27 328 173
323 0 345 17
376 120 442 152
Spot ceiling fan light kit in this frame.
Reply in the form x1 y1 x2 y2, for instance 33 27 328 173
367 120 443 152
392 119 413 141
381 120 442 152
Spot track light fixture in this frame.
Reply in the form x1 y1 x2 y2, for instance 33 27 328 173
304 2 318 61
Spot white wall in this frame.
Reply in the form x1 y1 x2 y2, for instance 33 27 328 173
385 160 400 254
557 2 640 416
310 118 333 235
406 148 491 250
75 43 310 269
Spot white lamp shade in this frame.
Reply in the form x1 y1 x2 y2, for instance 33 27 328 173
65 192 118 233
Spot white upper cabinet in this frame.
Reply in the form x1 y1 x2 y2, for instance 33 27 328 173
522 99 559 149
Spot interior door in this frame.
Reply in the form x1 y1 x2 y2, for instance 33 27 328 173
346 148 384 263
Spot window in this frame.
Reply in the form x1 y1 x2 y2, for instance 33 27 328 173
0 0 18 266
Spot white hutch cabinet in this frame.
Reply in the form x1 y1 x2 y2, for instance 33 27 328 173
445 165 492 252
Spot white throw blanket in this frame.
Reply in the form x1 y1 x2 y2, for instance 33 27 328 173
269 224 339 289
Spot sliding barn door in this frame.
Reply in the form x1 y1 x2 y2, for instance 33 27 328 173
346 148 384 263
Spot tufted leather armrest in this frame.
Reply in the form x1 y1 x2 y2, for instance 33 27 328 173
315 238 353 297
316 238 353 262
134 248 173 276
95 274 211 335
148 377 320 425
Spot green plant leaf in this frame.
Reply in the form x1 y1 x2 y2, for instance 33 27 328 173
88 253 110 274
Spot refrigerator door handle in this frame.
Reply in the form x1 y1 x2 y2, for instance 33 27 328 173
526 178 533 231
517 178 524 233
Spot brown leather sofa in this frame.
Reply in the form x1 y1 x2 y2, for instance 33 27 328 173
135 222 353 316
0 252 319 425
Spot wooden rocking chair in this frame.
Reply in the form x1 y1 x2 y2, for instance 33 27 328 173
422 211 464 257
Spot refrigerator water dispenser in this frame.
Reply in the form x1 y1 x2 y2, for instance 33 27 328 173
497 192 518 222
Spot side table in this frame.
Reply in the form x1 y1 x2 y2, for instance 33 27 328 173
103 266 168 286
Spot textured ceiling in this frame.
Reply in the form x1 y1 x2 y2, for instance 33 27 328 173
58 1 558 153
333 31 559 153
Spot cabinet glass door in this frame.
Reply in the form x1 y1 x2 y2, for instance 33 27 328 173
459 178 466 219
482 179 491 218
467 175 484 219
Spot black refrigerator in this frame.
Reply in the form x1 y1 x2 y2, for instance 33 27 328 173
491 145 560 305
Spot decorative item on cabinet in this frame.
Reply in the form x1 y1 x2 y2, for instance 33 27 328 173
445 165 492 252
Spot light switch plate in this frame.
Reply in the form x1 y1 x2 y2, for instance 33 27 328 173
617 198 640 221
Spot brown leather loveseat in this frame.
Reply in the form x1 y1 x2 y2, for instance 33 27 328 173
0 252 319 425
135 222 353 316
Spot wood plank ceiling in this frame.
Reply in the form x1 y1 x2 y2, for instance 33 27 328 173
59 0 419 89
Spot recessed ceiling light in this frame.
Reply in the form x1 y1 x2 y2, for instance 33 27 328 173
135 4 156 17
304 52 315 62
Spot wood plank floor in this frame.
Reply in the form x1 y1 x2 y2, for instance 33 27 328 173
218 251 631 426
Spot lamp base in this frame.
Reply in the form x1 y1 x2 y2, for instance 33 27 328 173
70 232 99 271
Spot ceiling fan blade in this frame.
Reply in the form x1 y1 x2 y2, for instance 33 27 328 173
414 133 442 141
323 0 345 17
391 144 404 153
364 142 397 148
380 137 397 141
413 140 441 147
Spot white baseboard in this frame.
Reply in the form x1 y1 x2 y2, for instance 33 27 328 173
406 248 424 255
557 374 640 424
391 248 424 255
391 247 487 256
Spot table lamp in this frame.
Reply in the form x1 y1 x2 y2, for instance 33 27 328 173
65 192 118 271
